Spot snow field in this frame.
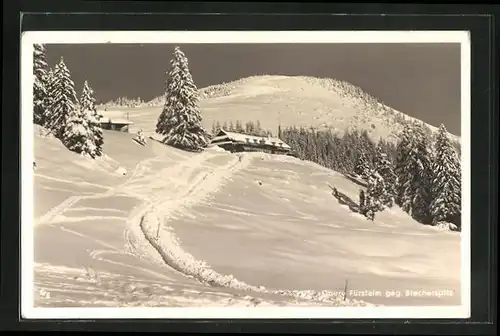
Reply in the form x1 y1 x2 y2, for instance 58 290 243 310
32 92 461 308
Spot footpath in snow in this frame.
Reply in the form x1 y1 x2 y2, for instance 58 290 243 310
128 149 373 307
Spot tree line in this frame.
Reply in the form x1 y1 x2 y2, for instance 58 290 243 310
210 120 274 138
102 96 145 108
280 123 461 230
33 44 104 158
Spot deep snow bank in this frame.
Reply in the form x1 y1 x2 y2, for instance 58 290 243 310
140 210 266 292
139 210 374 307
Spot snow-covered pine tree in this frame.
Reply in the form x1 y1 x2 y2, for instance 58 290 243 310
374 144 398 207
410 123 434 223
155 46 209 151
211 121 217 135
256 120 262 135
359 129 376 161
395 124 414 213
235 120 244 133
62 101 94 157
245 121 252 134
79 80 104 158
365 171 386 215
395 123 434 223
33 44 49 125
354 152 372 180
46 57 78 138
429 124 461 227
44 68 55 112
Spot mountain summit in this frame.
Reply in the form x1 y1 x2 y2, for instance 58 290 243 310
146 75 460 144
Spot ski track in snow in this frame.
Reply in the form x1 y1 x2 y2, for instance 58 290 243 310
129 152 372 307
121 151 251 269
35 149 295 307
35 157 158 226
34 173 110 190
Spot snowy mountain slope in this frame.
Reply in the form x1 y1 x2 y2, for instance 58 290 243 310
33 127 363 308
140 75 460 144
167 154 461 307
33 125 461 308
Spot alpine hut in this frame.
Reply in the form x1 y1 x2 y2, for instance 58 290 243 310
209 129 293 155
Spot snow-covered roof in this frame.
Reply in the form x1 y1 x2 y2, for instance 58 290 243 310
98 109 125 114
211 129 291 149
99 117 134 125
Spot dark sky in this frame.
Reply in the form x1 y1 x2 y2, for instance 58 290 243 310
45 43 461 135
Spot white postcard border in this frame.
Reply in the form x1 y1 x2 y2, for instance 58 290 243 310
20 30 471 319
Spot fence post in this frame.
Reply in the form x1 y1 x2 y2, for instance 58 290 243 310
156 219 161 240
343 279 349 301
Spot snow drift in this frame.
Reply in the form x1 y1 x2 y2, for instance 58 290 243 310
139 209 373 307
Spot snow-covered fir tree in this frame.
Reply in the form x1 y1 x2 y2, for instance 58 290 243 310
256 120 262 135
395 124 414 213
78 80 104 158
62 105 95 156
410 124 434 223
354 152 372 179
235 120 244 133
46 57 78 137
374 144 397 207
395 123 434 223
364 171 386 217
43 67 56 109
246 121 255 135
33 44 49 125
211 121 218 135
155 46 209 151
429 124 461 227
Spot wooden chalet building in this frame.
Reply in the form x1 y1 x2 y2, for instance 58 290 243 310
210 129 294 156
98 117 134 132
96 110 134 132
99 117 134 132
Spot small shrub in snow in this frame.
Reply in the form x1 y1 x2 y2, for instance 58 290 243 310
434 221 459 232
